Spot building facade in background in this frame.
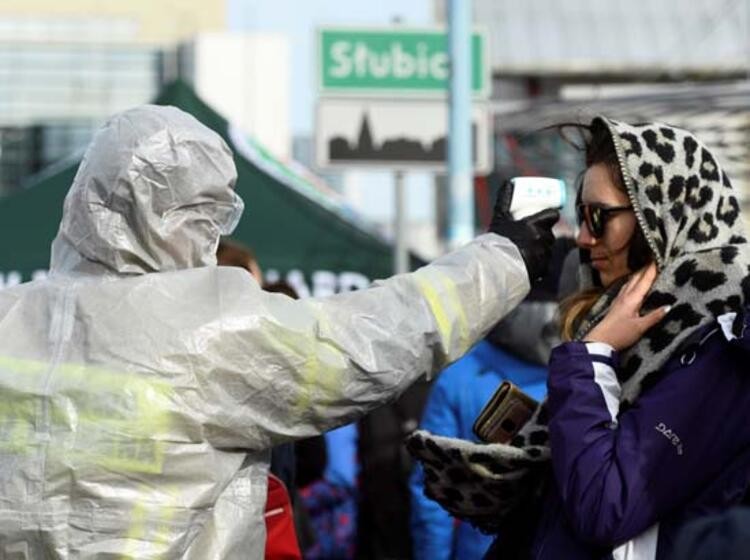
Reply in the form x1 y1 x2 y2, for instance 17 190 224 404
0 0 224 195
437 0 749 83
0 0 291 196
179 32 291 160
0 0 226 45
432 0 750 226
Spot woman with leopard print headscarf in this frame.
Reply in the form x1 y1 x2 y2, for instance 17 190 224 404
407 116 750 560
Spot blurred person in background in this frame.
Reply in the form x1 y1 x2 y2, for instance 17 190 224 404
295 422 358 560
217 237 263 284
217 242 299 494
669 506 750 560
409 237 575 560
216 243 297 496
264 279 309 560
0 104 558 559
356 372 432 560
263 278 356 560
408 116 750 560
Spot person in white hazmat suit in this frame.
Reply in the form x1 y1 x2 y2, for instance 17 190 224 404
0 105 558 559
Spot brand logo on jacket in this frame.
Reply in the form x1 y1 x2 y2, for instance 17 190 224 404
655 422 684 455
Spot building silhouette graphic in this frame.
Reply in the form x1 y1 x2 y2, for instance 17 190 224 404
329 112 476 163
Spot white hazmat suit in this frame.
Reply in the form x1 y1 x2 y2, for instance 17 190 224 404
0 105 530 558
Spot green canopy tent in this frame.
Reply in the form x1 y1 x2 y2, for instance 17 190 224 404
0 81 419 295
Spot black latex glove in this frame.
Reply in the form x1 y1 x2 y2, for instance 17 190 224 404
489 181 559 282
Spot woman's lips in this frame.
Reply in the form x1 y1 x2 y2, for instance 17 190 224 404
590 256 607 269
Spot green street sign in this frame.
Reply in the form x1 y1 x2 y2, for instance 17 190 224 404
318 27 489 97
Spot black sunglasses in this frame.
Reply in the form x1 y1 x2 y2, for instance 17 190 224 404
576 203 633 239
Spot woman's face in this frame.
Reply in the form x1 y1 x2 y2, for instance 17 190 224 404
577 163 637 287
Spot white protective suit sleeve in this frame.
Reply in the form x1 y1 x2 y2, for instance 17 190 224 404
145 233 530 450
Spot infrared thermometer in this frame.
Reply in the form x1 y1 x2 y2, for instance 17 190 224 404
508 177 567 220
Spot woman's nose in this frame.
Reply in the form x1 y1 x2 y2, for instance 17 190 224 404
576 222 596 247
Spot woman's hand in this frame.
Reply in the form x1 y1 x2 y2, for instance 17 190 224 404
583 263 670 351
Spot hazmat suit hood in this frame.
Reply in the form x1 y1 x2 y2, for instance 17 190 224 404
50 105 244 275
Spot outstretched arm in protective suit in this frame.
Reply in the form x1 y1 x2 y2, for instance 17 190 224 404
191 185 559 450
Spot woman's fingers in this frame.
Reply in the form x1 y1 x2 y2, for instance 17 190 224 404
585 263 665 350
618 263 658 307
638 305 670 332
632 263 658 298
620 263 651 296
617 265 657 312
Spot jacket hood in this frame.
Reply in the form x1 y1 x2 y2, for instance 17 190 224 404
579 116 750 402
50 105 244 275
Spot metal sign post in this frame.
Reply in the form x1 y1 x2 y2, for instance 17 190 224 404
394 170 408 274
448 0 474 249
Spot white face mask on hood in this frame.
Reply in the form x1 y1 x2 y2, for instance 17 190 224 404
50 105 244 275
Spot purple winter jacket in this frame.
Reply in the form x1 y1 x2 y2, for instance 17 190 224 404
529 315 750 560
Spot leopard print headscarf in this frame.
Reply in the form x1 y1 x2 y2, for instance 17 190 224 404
578 116 750 402
406 116 750 533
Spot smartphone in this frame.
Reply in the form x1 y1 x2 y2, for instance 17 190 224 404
472 381 538 444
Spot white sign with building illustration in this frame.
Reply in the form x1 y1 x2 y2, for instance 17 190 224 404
315 98 491 172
